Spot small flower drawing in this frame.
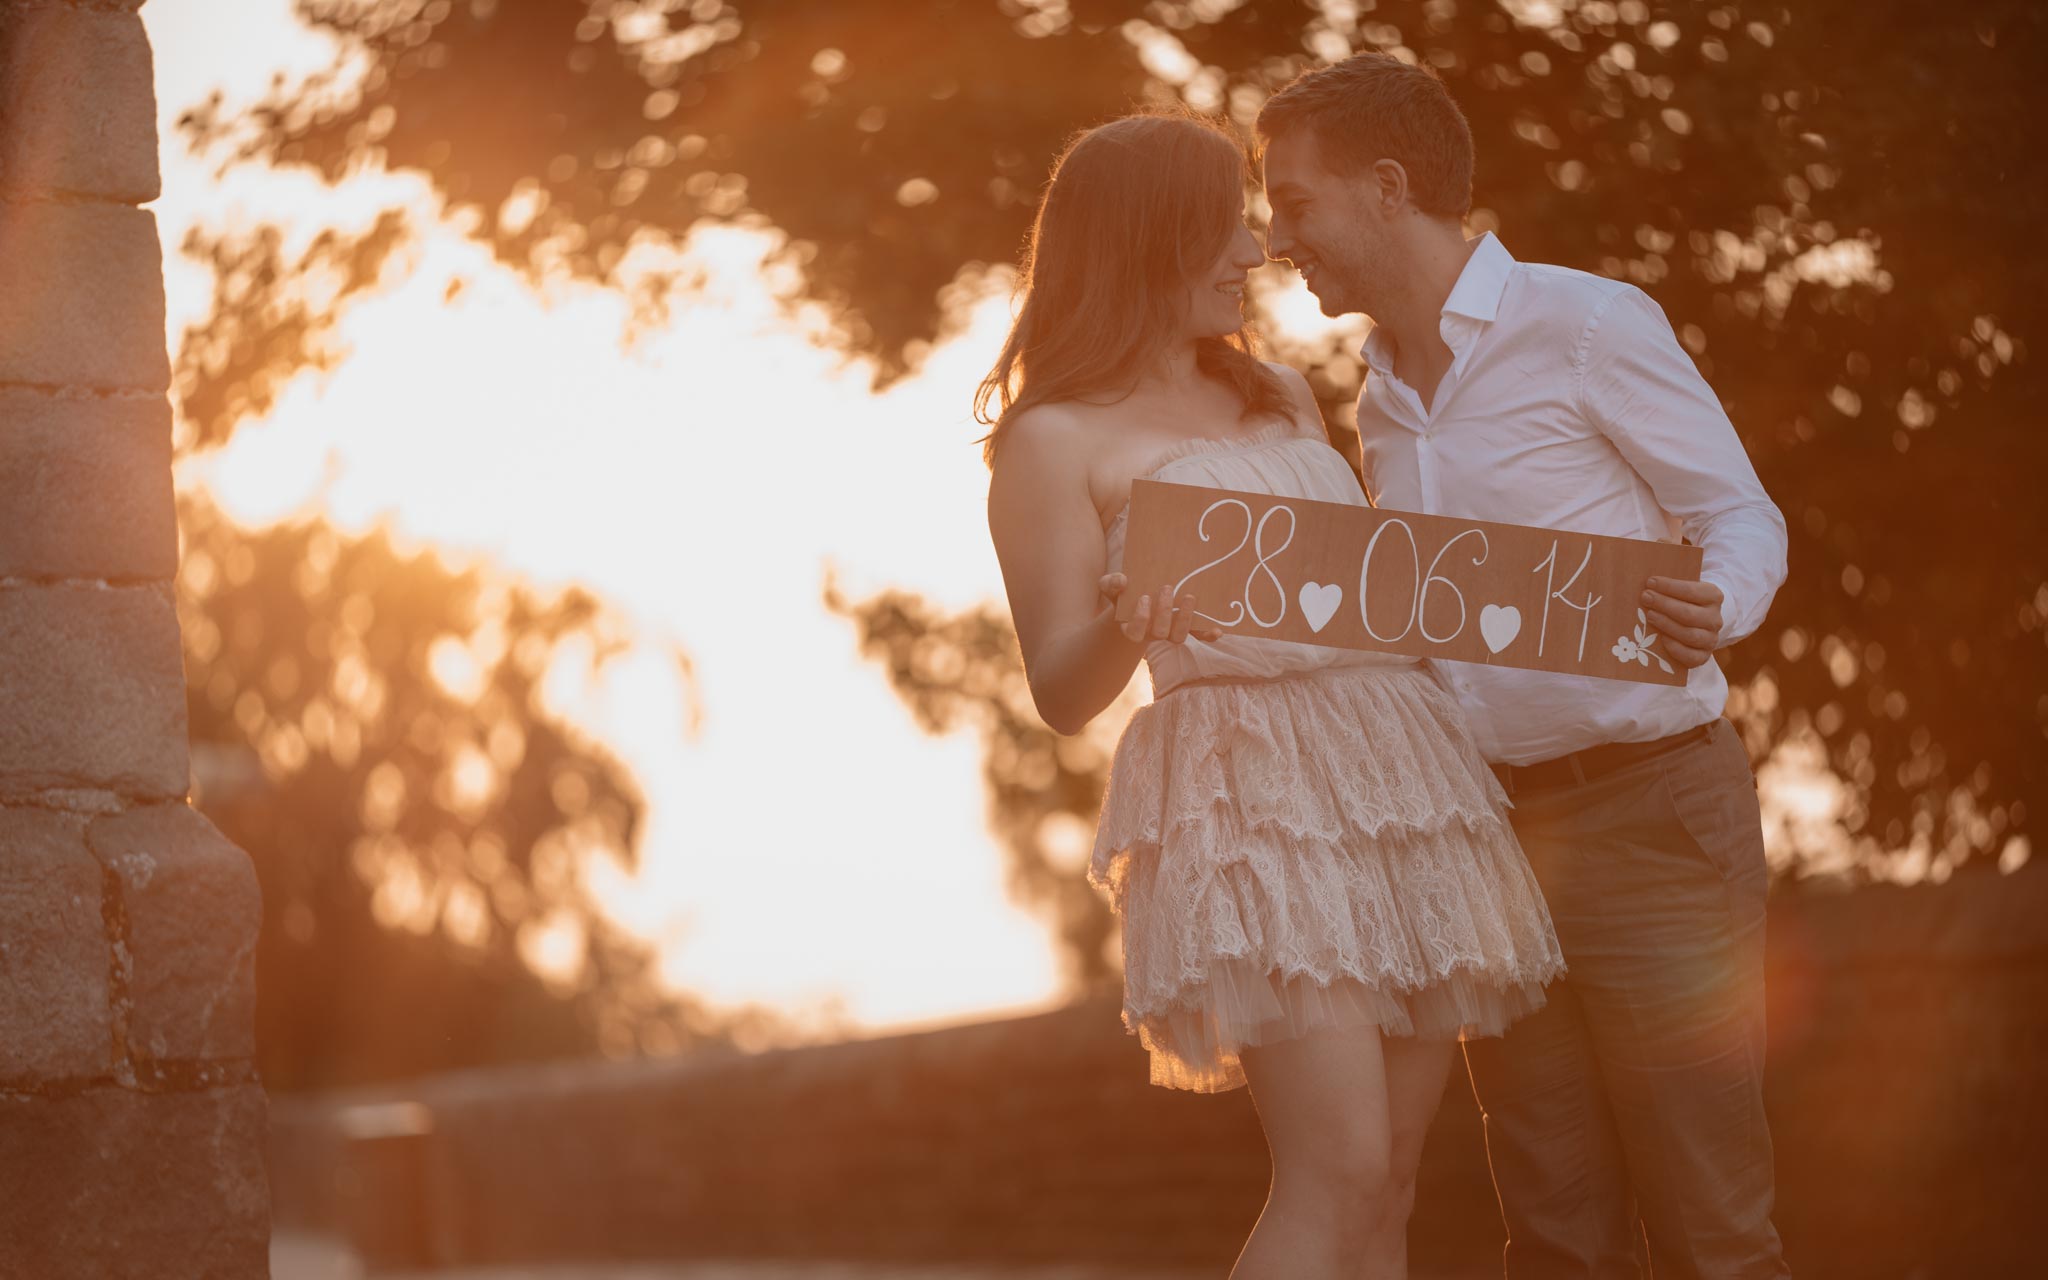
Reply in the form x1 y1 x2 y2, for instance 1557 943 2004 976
1613 608 1675 675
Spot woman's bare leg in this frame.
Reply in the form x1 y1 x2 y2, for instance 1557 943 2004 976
1364 1034 1460 1279
1229 1024 1400 1280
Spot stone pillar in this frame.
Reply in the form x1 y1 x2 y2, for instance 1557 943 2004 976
0 1 269 1273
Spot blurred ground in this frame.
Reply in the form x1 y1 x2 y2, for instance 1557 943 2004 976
271 1230 1210 1278
271 1230 1496 1278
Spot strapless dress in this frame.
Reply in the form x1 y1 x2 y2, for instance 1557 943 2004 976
1091 412 1565 1093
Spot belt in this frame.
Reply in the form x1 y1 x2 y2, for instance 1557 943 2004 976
1491 720 1719 795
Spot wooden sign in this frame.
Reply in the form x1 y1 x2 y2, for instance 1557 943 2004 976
1117 479 1705 686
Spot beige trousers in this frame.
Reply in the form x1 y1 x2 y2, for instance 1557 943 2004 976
1463 717 1792 1279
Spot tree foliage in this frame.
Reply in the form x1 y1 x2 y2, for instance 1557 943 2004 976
173 208 411 454
177 489 799 1088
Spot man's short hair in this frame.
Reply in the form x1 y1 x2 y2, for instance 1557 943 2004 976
1256 52 1475 218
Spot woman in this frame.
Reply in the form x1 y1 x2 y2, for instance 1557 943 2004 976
980 112 1563 1279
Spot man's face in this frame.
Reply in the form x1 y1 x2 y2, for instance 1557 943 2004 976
1261 127 1386 318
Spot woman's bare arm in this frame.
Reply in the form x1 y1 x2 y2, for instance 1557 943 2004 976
987 407 1206 734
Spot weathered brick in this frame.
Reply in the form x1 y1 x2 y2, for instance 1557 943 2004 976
0 199 169 391
0 806 111 1082
0 387 176 579
87 801 259 1061
0 3 159 202
0 1083 269 1279
0 582 188 798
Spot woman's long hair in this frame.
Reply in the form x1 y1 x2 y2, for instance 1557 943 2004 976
975 111 1292 468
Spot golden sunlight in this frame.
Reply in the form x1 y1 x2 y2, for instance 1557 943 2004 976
148 0 1063 1040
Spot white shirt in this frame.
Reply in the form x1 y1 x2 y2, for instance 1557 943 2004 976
1353 232 1788 766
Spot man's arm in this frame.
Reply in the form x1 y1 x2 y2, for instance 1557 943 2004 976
1576 285 1789 655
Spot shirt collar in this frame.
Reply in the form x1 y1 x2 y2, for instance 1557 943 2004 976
1443 230 1515 323
1358 231 1516 367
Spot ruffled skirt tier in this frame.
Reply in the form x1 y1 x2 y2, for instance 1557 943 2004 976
1089 662 1566 1093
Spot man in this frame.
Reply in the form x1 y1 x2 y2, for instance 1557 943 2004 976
1256 53 1793 1278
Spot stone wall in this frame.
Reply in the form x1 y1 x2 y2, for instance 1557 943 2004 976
0 2 269 1274
273 862 2047 1279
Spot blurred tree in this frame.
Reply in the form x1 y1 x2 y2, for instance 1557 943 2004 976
177 1 2044 959
164 176 834 1084
173 209 412 454
176 487 807 1088
166 210 836 1087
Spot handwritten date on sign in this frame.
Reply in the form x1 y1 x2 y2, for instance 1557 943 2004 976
1116 479 1705 686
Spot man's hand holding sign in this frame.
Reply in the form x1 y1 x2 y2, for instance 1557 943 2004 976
1636 575 1727 669
1110 479 1705 685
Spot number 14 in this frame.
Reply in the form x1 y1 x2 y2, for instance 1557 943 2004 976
1531 541 1603 661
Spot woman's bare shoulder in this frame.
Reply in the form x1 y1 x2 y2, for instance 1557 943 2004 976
990 402 1095 490
991 401 1120 512
997 401 1087 456
989 398 1148 533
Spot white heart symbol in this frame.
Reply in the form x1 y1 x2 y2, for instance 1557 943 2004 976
1479 604 1521 654
1299 582 1343 633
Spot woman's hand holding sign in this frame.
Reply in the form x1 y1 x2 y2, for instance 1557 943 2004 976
1098 573 1224 646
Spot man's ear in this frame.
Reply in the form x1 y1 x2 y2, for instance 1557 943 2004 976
1370 158 1411 215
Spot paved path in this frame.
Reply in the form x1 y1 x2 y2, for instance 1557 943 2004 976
273 1232 1218 1279
273 1229 1498 1279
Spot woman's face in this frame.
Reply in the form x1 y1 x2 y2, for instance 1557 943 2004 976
1181 217 1268 340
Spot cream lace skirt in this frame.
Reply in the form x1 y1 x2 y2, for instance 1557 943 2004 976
1089 662 1566 1093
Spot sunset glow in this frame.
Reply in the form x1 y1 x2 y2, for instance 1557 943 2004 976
141 0 1987 1055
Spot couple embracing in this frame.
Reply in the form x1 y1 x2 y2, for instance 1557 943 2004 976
981 53 1791 1280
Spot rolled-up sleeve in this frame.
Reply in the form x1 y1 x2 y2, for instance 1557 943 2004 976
1575 286 1789 646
